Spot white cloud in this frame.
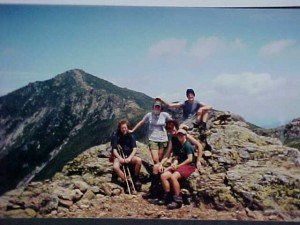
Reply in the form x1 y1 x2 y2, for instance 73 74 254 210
212 72 286 95
148 39 187 58
188 37 225 61
259 39 297 56
210 72 300 126
148 37 245 63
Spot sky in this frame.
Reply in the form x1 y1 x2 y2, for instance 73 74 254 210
0 1 300 128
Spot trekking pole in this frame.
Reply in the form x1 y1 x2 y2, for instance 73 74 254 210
117 145 137 194
117 145 131 195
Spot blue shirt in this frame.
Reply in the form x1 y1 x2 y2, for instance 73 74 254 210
180 100 202 120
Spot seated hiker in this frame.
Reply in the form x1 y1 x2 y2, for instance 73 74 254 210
158 88 212 130
159 128 197 209
178 123 203 169
145 120 203 203
111 119 142 191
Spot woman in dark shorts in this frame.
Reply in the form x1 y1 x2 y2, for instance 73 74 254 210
160 128 196 209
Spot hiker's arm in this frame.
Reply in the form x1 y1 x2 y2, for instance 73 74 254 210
156 98 181 108
187 134 202 155
125 147 137 163
187 134 203 170
113 148 125 163
171 157 179 171
176 154 193 168
129 119 144 133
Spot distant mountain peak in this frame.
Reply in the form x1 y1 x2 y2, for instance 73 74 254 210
0 69 153 194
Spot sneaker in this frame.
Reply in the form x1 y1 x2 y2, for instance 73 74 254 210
142 191 154 199
167 195 183 209
157 192 172 205
148 198 159 204
167 201 182 209
133 176 142 192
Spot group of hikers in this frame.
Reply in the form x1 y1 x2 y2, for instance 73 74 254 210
110 88 212 209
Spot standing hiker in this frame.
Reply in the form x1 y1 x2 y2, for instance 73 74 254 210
129 100 172 164
130 99 172 198
158 88 212 130
111 119 142 191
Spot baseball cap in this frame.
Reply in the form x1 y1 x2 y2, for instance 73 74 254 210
177 128 187 135
154 101 162 107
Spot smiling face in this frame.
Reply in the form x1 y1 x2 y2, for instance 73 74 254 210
120 123 128 135
177 132 186 143
153 104 161 115
187 93 195 102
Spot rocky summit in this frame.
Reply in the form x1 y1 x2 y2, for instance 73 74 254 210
0 110 299 221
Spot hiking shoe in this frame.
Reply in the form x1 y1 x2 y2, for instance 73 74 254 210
157 192 172 205
142 191 154 199
157 198 167 205
134 180 142 192
167 201 182 209
167 195 183 209
148 198 159 204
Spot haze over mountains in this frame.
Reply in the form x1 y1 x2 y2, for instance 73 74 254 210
0 69 299 197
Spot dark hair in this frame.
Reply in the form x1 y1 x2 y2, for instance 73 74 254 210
117 119 130 131
186 88 195 97
166 119 179 130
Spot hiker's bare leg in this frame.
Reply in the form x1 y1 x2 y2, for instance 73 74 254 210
150 149 159 164
158 147 164 161
170 172 182 195
131 156 142 176
161 171 172 192
113 158 125 181
197 108 209 123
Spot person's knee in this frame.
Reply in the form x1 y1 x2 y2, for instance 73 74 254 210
113 163 120 172
132 156 142 165
170 173 180 182
160 173 169 181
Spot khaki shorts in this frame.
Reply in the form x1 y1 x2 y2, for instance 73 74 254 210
148 140 168 151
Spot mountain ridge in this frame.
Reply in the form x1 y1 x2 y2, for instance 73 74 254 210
0 69 153 195
0 68 299 196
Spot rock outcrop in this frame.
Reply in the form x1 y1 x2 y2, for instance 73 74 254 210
0 111 299 221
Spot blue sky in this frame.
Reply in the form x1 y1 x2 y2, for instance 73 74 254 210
0 3 300 127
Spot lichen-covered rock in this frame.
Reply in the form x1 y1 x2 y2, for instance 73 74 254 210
0 113 299 220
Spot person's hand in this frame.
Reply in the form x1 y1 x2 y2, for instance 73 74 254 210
196 161 202 171
119 158 125 164
124 158 131 164
158 164 164 173
171 163 178 171
128 129 133 133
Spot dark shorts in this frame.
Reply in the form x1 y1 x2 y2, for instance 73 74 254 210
176 164 196 178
